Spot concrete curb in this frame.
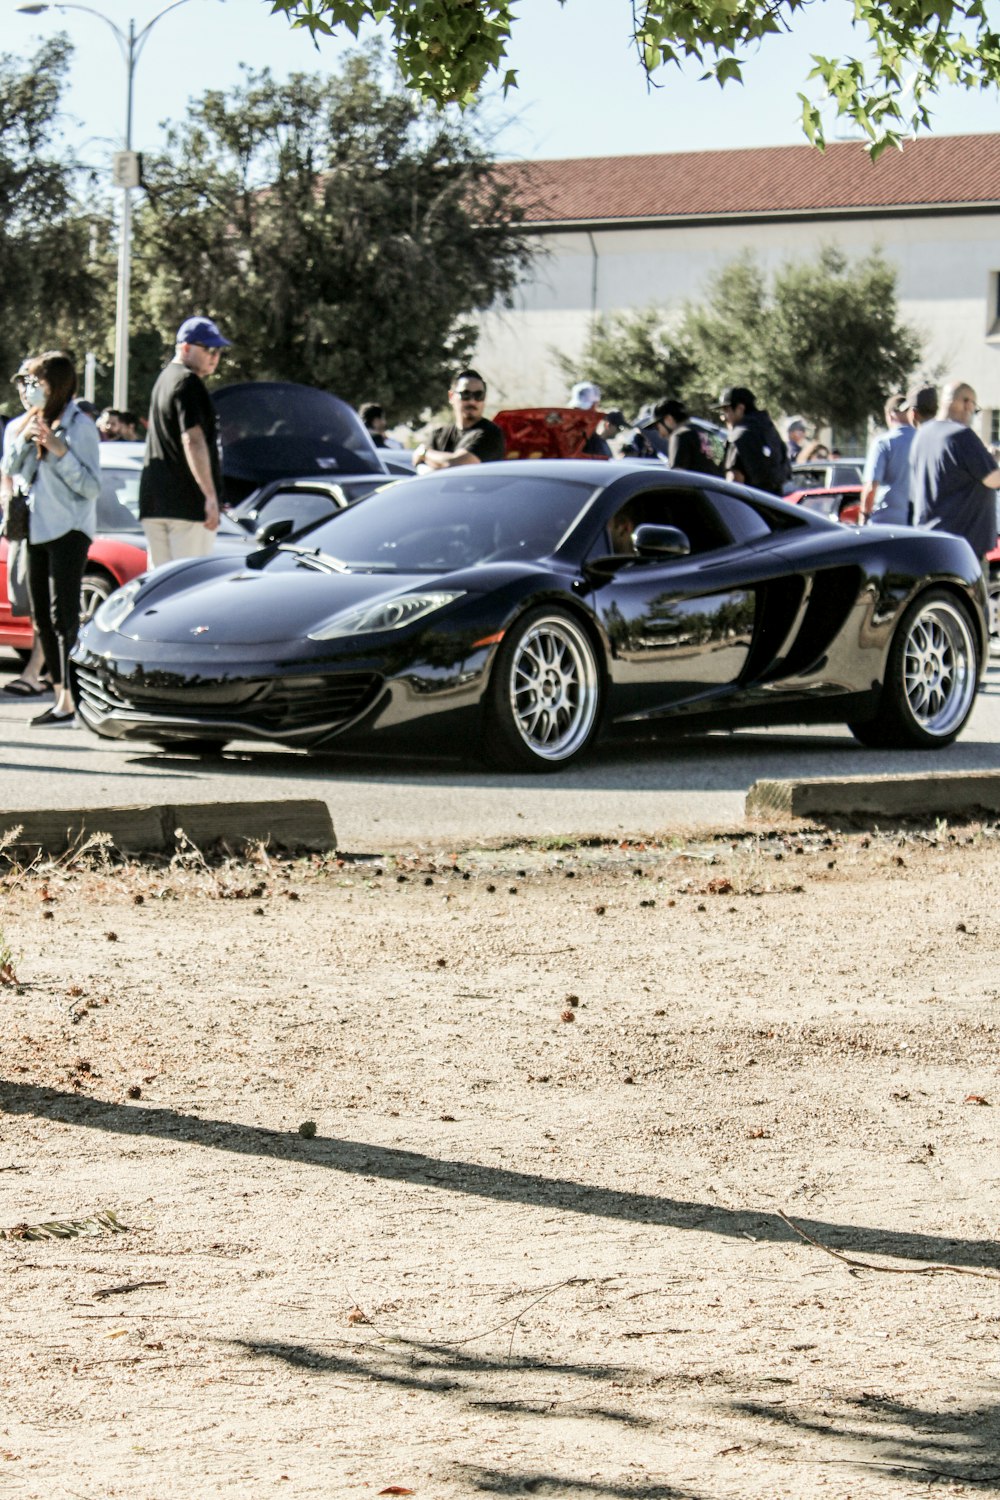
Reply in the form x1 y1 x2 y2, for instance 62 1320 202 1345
746 771 1000 821
0 800 336 858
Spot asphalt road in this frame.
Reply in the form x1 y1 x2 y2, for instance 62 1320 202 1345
2 651 999 851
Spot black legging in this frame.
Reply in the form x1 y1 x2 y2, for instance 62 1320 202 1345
26 530 90 691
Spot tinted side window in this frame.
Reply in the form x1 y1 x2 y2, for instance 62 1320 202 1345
704 490 775 544
601 488 732 556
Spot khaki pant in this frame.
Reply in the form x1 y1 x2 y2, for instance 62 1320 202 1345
142 518 215 569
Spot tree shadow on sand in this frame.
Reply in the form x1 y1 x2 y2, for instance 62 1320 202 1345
3 1080 998 1273
726 1392 1000 1489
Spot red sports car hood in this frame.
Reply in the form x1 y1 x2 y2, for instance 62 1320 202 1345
120 566 439 645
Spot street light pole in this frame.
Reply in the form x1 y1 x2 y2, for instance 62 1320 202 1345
18 0 217 409
114 16 136 409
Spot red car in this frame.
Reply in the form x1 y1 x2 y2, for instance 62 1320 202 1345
785 484 863 524
0 443 149 663
493 407 605 459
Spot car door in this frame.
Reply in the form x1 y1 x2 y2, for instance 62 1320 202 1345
589 483 781 720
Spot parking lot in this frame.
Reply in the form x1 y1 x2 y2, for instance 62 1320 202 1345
3 651 1000 849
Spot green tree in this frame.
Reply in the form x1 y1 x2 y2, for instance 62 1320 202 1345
676 257 772 417
270 0 1000 156
679 247 923 433
130 48 533 418
559 307 697 419
0 37 113 415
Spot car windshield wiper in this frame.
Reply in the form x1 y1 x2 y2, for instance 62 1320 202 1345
276 544 351 574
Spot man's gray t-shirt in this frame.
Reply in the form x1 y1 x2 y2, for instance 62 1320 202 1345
910 419 998 557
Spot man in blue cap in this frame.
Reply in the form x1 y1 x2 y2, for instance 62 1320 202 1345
139 315 230 566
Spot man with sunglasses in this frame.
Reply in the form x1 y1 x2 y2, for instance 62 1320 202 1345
413 369 505 470
139 315 229 567
910 380 1000 557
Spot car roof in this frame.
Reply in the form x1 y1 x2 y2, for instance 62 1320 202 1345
99 441 145 468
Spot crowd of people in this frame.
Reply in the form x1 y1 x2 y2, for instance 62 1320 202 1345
853 381 1000 567
2 322 998 729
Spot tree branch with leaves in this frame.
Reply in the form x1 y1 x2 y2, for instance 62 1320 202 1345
270 0 1000 156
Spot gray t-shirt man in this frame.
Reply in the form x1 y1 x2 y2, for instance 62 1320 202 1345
910 382 1000 558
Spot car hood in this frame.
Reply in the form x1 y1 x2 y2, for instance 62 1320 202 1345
118 565 456 645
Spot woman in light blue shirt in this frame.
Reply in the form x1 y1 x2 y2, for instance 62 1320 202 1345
2 351 100 725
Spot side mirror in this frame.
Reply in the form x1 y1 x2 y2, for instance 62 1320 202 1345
254 516 296 546
633 523 691 557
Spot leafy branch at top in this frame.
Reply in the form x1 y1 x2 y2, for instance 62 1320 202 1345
270 0 1000 157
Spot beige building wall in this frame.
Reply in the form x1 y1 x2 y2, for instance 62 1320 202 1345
476 213 1000 437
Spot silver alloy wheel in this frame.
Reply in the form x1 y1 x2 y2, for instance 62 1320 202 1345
901 598 977 737
80 575 112 624
508 613 599 762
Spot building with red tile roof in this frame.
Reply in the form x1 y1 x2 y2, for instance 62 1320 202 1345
476 135 1000 434
493 134 1000 226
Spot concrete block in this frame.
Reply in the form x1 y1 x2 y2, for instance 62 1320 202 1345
746 771 1000 821
0 799 335 857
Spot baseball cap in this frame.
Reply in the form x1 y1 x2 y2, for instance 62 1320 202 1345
603 408 626 429
903 385 937 417
176 316 231 349
570 381 601 410
719 386 755 410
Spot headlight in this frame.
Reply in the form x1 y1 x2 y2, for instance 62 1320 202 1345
307 590 465 641
93 577 144 633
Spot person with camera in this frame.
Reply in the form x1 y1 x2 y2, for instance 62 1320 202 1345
1 350 100 725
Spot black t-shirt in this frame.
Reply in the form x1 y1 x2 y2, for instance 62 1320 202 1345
429 417 505 464
139 360 222 521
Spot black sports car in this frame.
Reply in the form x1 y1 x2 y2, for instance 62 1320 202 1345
72 462 989 771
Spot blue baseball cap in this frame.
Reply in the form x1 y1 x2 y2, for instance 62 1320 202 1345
176 316 231 349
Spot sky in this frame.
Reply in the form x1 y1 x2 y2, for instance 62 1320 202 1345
9 0 1000 174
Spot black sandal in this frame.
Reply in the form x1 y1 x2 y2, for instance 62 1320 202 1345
2 679 49 698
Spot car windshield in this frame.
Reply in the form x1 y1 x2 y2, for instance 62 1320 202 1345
283 471 600 573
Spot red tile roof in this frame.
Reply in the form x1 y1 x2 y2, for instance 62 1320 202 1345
496 134 1000 224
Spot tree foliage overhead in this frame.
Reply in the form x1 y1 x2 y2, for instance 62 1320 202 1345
570 247 923 434
270 0 1000 156
0 37 112 413
132 47 533 417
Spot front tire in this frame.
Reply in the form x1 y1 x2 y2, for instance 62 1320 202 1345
849 589 980 749
80 571 113 624
481 606 603 772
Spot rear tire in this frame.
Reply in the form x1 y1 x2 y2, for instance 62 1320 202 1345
848 589 980 749
481 606 603 772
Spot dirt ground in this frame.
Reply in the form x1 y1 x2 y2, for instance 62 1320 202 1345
1 821 999 1500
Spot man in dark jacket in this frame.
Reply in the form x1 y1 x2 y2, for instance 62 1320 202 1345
644 398 720 475
719 386 790 495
